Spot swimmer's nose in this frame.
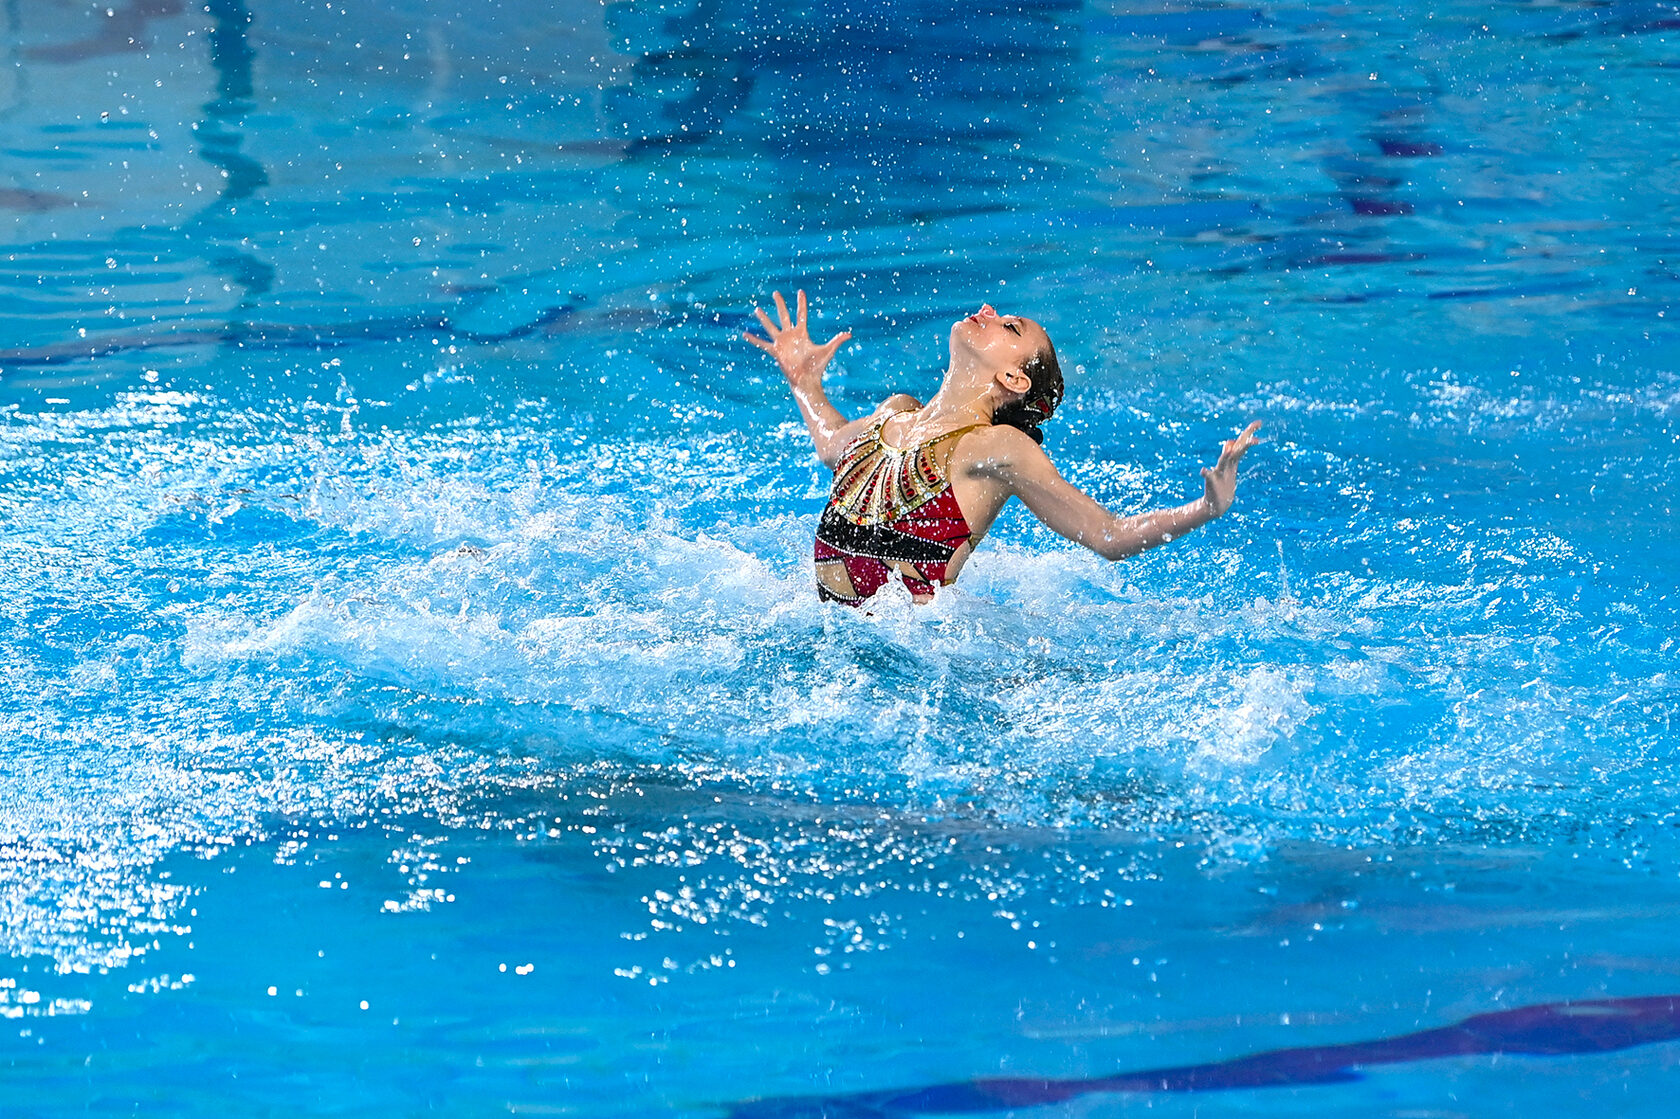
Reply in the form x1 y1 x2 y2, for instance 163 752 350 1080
978 303 997 318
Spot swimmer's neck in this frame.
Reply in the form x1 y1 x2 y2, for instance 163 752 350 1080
914 355 1002 425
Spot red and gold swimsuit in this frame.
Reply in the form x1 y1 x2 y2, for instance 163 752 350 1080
813 415 986 606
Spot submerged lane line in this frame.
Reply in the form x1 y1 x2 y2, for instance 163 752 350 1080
726 994 1680 1117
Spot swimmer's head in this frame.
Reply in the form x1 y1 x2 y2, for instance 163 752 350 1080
993 341 1063 445
951 304 1063 443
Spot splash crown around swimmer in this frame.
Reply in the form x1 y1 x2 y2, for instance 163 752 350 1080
745 290 1260 606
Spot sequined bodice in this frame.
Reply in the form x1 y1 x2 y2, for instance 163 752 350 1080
826 416 983 526
813 414 985 607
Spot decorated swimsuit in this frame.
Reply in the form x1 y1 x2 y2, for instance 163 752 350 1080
813 413 985 606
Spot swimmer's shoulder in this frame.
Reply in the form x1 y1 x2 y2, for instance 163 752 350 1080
876 393 922 415
950 422 1050 476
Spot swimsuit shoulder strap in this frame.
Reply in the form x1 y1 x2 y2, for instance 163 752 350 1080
919 422 989 474
919 421 988 454
832 410 899 472
858 408 908 446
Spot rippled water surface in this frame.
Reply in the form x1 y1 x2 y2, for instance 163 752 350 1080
3 1 1679 1115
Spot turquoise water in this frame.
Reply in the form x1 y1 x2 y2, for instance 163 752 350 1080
3 1 1679 1114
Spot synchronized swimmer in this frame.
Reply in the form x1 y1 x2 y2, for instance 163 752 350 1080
745 290 1261 606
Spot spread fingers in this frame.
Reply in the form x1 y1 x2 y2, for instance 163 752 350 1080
1217 420 1263 464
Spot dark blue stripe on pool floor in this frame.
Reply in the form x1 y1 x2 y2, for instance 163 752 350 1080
726 995 1680 1118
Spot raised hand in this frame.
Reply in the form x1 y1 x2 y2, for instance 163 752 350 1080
743 289 851 393
1200 420 1262 518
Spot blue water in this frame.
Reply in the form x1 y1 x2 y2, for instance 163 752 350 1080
3 0 1679 1114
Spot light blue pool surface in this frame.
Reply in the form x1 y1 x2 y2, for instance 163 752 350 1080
3 1 1679 1114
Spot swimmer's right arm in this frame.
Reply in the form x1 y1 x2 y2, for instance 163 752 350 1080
744 289 881 467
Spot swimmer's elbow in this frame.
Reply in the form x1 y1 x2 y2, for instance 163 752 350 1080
1093 537 1148 562
1067 524 1135 562
1086 517 1165 561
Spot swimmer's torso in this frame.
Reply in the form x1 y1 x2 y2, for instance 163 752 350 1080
814 412 987 606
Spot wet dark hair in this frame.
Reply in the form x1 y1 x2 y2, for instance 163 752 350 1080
991 342 1064 445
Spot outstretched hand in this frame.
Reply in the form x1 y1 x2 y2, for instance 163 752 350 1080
743 290 851 392
1200 420 1262 518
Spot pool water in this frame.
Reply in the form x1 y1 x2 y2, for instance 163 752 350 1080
3 0 1679 1115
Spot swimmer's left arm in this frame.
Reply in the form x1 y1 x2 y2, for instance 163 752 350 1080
744 289 860 467
981 421 1261 561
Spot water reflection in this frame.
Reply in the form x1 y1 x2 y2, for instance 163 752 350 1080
21 0 185 65
2 2 1674 370
198 0 266 205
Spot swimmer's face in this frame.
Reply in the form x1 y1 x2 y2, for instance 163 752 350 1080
951 304 1052 375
